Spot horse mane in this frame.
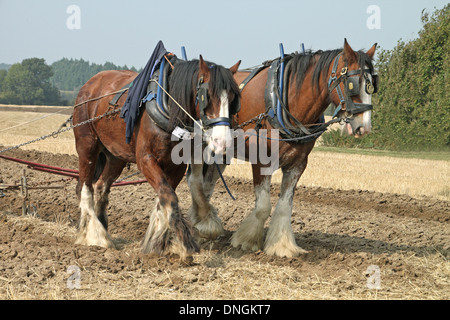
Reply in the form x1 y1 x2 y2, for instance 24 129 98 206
167 59 240 130
285 48 375 93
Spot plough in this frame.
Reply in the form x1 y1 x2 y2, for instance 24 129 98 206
0 153 147 187
0 154 147 216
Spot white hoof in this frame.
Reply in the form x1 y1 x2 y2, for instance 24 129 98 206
264 233 307 258
231 221 264 252
75 216 116 249
189 205 224 240
194 215 224 240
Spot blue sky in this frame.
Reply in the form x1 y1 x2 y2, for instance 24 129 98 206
0 0 447 69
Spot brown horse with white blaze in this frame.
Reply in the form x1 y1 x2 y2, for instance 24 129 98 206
73 55 241 261
187 39 378 257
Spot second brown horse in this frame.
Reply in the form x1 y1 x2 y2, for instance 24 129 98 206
187 39 378 257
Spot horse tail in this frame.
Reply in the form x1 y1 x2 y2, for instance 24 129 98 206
93 152 106 183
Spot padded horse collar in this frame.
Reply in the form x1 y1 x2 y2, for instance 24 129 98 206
237 56 339 143
145 55 174 131
263 58 319 141
146 56 236 133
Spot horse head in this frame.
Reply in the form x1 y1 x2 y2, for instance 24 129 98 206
197 55 241 155
329 39 378 138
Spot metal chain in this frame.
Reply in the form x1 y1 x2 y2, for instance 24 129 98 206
114 170 141 183
0 108 122 154
233 112 268 130
1 76 205 154
27 176 74 187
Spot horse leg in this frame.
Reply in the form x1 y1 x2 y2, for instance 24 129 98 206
264 163 308 257
186 163 224 240
75 142 115 249
231 164 272 251
93 152 126 231
139 155 199 260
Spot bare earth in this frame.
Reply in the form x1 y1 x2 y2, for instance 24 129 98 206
0 147 449 300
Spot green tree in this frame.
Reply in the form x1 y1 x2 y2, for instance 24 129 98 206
0 69 7 92
322 4 449 151
50 58 139 91
373 4 449 149
0 58 61 105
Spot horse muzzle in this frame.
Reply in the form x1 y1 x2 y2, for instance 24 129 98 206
207 125 233 155
343 110 372 138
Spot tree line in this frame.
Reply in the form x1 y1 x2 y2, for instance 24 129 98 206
0 5 447 151
50 58 138 92
0 58 138 105
322 5 449 151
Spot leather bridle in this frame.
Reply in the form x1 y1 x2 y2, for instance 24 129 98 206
327 53 378 116
196 76 233 128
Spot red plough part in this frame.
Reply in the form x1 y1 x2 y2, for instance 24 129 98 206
0 154 146 187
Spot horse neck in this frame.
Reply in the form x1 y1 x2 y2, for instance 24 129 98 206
286 67 331 125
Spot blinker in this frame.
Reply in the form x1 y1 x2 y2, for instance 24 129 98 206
346 77 360 96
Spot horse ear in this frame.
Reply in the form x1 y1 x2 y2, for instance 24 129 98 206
343 38 357 63
229 60 241 74
366 43 377 60
199 55 209 78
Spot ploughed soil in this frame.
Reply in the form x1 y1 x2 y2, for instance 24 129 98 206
0 147 449 300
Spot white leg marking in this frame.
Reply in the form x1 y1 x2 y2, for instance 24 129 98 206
188 164 223 239
264 197 307 257
232 178 272 251
264 169 308 257
75 184 115 248
143 199 192 260
142 202 169 249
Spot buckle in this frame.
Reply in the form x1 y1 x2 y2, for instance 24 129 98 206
327 74 337 88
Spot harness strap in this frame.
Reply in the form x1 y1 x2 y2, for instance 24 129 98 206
328 54 346 106
273 83 312 136
109 82 133 107
238 66 265 92
327 54 374 115
203 117 232 127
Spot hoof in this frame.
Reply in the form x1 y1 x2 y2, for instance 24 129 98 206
194 216 224 240
264 241 308 258
75 217 116 249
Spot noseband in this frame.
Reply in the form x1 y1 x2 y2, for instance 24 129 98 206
327 53 378 116
196 77 233 128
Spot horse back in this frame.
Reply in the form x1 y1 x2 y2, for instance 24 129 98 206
73 70 138 162
75 70 137 108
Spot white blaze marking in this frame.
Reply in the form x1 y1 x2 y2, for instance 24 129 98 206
210 90 232 153
359 69 373 134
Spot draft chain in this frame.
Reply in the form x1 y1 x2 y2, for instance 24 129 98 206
0 108 122 154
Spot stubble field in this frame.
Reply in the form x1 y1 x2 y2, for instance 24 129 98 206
0 107 449 300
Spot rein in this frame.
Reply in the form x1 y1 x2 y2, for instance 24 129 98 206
234 112 342 142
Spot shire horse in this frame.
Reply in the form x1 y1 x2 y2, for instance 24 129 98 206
187 39 378 257
73 55 241 261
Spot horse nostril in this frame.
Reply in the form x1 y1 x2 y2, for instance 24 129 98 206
355 126 365 136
